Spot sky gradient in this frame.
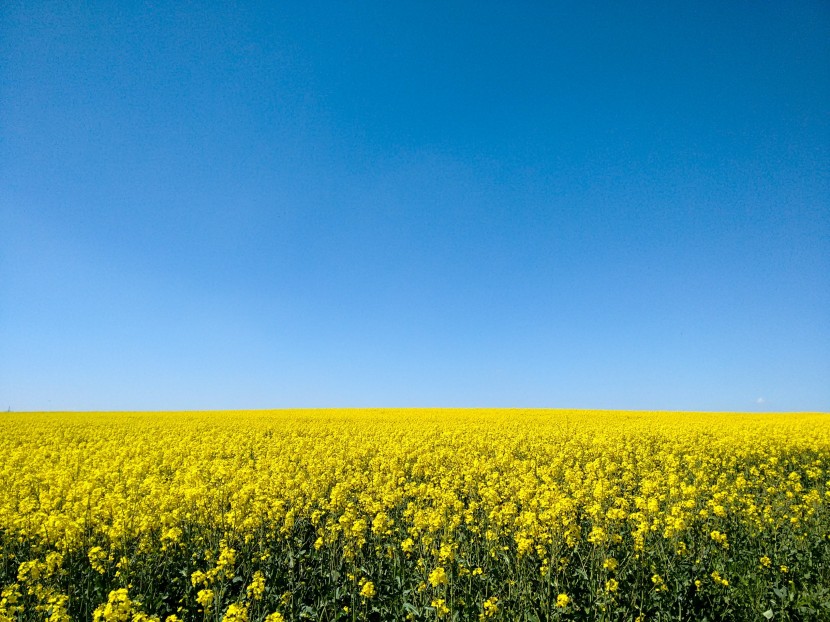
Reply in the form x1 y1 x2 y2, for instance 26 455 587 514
2 1 828 411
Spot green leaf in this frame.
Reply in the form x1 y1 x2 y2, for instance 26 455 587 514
762 609 774 619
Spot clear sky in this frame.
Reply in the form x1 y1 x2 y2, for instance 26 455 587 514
1 1 828 412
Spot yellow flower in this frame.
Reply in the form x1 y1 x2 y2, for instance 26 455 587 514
264 613 285 622
222 603 249 622
480 596 498 618
92 589 143 622
0 584 24 618
17 560 42 584
246 571 265 600
711 571 728 587
709 530 729 549
603 557 618 572
216 543 237 578
651 574 668 592
431 598 450 617
428 567 448 587
88 546 108 574
556 593 570 608
196 589 214 611
587 526 606 544
360 581 376 599
760 555 772 568
605 578 618 593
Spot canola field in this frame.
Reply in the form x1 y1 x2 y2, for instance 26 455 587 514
0 410 828 622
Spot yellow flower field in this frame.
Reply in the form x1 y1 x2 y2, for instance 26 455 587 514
0 410 828 621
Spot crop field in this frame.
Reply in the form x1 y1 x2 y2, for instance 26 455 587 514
0 410 828 621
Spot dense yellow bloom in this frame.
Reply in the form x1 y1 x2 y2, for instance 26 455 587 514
359 581 376 599
431 598 450 617
216 542 237 578
428 566 448 588
0 409 827 620
88 546 108 574
0 584 23 618
480 596 498 618
196 589 214 611
709 530 729 549
246 571 266 600
221 603 248 622
41 591 72 622
92 589 154 622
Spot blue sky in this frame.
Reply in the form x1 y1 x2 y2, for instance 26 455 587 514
1 1 828 411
